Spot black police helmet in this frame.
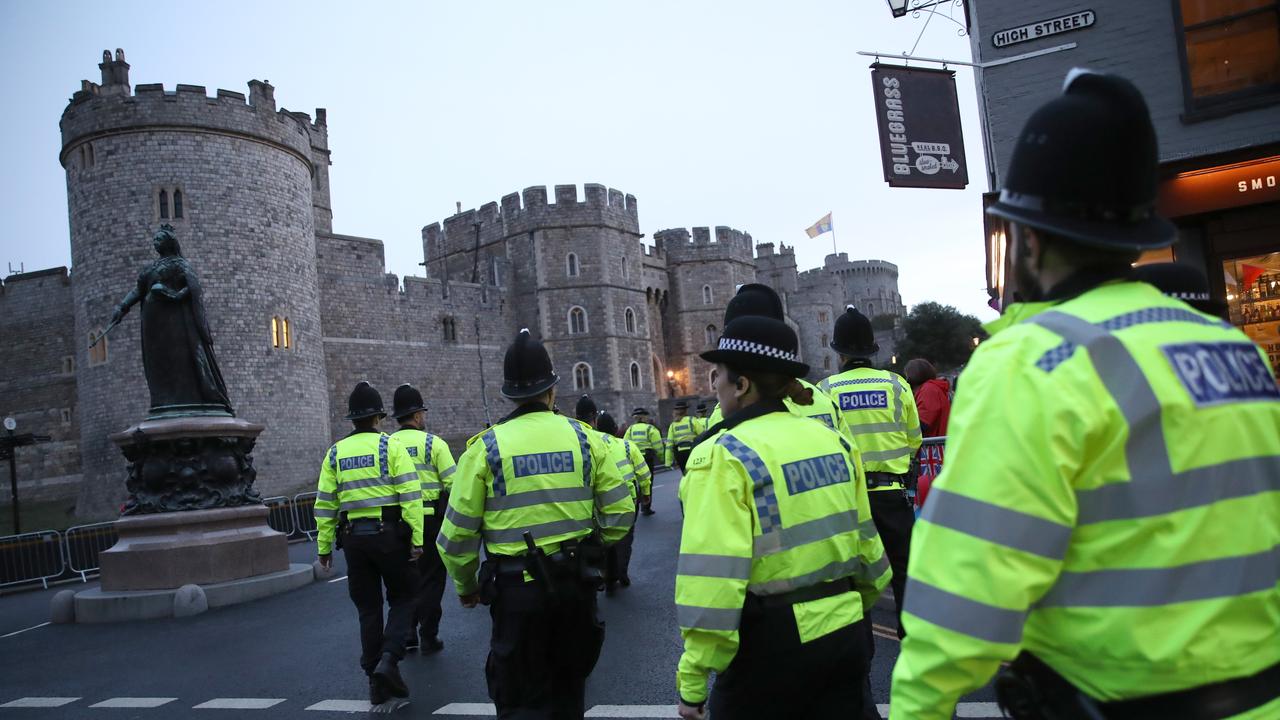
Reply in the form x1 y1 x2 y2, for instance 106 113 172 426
391 383 426 419
1131 262 1228 318
575 394 598 422
674 400 689 410
830 305 879 358
724 283 786 324
596 412 619 436
631 407 650 418
701 315 809 378
501 328 559 400
987 69 1175 251
346 381 386 421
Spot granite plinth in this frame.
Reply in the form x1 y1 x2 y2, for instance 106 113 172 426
98 505 288 591
70 563 315 623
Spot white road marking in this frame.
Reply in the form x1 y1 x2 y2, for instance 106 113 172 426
1 621 51 638
89 698 178 708
193 698 286 710
0 698 80 708
433 702 496 715
327 575 349 584
306 699 372 712
585 705 677 717
877 703 1002 718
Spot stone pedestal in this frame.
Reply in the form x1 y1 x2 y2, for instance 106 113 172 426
99 505 289 591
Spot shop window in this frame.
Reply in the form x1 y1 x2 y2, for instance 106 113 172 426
574 362 593 390
88 329 108 366
1224 254 1280 375
1175 0 1280 114
630 362 641 389
569 306 588 334
567 253 579 277
625 307 636 333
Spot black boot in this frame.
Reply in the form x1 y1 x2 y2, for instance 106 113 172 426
405 628 420 653
422 634 444 654
369 675 389 706
373 653 409 698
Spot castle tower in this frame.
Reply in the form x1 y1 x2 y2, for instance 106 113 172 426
60 51 331 517
658 226 757 397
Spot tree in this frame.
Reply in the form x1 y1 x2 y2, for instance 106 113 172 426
894 302 985 372
870 314 897 331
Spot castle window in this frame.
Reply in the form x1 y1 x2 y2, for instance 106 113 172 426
569 306 588 335
158 189 169 219
821 333 828 347
173 189 184 219
824 356 831 370
867 302 876 315
270 316 291 349
818 310 828 324
60 408 72 425
630 362 641 389
574 362 593 390
567 253 579 277
88 329 108 366
62 355 75 375
625 307 636 334
442 316 458 344
702 284 713 305
705 324 718 346
622 259 629 280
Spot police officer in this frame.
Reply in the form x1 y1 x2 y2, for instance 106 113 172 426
819 305 920 638
390 383 456 654
693 403 709 433
437 329 635 719
890 72 1280 719
676 315 890 720
314 381 424 706
627 408 662 514
664 400 699 469
595 411 650 594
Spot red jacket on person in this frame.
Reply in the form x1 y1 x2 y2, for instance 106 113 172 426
913 377 951 437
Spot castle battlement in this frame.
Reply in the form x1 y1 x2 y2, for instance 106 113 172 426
654 225 754 265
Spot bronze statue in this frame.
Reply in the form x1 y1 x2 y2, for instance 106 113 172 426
110 225 233 417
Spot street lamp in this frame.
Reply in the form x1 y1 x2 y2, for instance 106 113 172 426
885 0 950 18
886 0 910 17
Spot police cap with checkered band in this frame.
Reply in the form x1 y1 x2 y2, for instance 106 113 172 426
701 315 809 378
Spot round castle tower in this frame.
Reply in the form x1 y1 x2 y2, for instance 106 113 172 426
61 50 331 517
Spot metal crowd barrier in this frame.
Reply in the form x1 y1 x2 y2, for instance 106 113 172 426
0 530 66 589
63 521 119 581
261 496 295 537
292 491 318 540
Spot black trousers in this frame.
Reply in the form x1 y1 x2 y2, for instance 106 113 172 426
413 510 448 640
709 604 869 720
605 523 636 585
342 528 415 674
868 488 914 638
486 573 604 720
640 450 657 510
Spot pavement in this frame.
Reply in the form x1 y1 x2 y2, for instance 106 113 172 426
0 469 998 718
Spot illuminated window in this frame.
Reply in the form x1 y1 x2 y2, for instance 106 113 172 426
88 329 108 366
574 362 593 390
1176 1 1280 112
271 316 292 349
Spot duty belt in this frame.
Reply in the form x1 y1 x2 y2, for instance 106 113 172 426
749 576 856 609
866 471 908 490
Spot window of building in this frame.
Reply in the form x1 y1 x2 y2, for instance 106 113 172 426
630 362 641 389
62 355 75 375
818 310 828 323
622 259 629 280
88 329 108 366
567 253 579 277
159 189 169 219
442 316 458 344
173 189 184 219
271 316 292 349
705 324 718 346
574 362 593 390
821 333 828 347
625 307 636 333
702 284 713 305
80 143 95 169
824 356 831 370
157 187 185 220
867 302 876 315
60 408 72 425
569 306 587 334
1175 1 1280 114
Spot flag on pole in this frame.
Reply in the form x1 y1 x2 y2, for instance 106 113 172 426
805 213 833 238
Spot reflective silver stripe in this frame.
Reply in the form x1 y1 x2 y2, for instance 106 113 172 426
676 604 741 632
889 372 904 424
599 512 634 529
391 471 419 485
445 506 482 532
754 510 859 557
486 486 593 512
748 555 863 596
482 517 592 544
861 446 914 462
316 490 335 502
678 553 753 580
859 553 891 583
398 490 421 503
622 472 636 482
570 419 593 487
595 483 631 508
339 476 393 492
615 460 630 469
483 431 505 496
922 488 1072 560
439 533 480 556
905 577 1026 645
1030 310 1280 523
421 482 443 491
858 518 880 541
1036 545 1280 608
340 495 397 512
414 463 431 472
440 465 457 479
847 421 906 435
378 435 390 485
907 427 922 439
313 508 337 519
717 434 781 535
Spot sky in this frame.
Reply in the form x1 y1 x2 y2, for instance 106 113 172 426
0 0 997 321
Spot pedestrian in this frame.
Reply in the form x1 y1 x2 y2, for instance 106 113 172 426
693 403 709 434
313 381 424 706
627 408 662 514
436 329 636 720
675 314 890 720
595 411 649 594
664 400 699 470
890 71 1280 719
390 383 456 654
819 306 921 639
902 359 950 509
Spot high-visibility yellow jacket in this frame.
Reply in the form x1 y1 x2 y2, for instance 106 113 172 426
692 416 708 434
818 367 921 477
890 281 1280 720
314 430 425 555
437 406 636 596
675 404 891 705
391 427 457 515
602 434 652 500
628 422 662 456
665 416 700 465
706 379 852 437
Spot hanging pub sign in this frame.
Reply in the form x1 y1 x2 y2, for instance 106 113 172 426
870 64 969 190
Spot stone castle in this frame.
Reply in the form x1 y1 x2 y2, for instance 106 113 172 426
0 51 905 521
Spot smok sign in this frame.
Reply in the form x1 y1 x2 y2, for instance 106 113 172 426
1158 156 1280 218
870 64 969 190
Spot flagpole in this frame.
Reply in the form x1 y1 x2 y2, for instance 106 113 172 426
830 214 837 256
